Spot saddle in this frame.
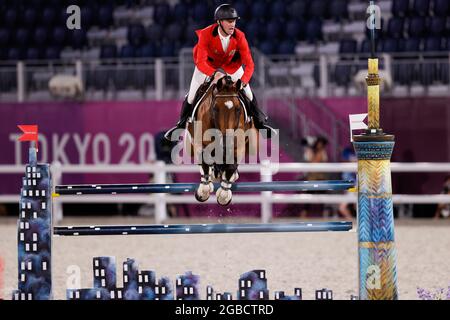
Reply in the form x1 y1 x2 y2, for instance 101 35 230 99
192 80 212 110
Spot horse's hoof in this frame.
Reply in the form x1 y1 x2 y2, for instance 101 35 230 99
195 184 210 202
195 191 209 202
216 188 232 206
217 196 232 206
208 182 215 193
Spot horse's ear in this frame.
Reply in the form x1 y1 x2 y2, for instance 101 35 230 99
217 77 224 91
235 79 242 91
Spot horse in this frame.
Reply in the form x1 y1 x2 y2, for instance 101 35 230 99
186 75 259 206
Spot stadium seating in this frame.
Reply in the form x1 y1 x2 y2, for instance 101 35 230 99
250 0 267 22
400 38 421 52
127 24 146 47
0 0 449 92
329 0 349 22
432 0 449 17
408 17 426 38
0 0 328 60
392 0 410 17
305 18 323 43
387 17 405 39
70 29 87 50
278 40 296 55
266 20 282 39
308 0 328 19
284 19 305 41
339 39 357 55
120 44 136 59
270 1 286 19
53 27 67 47
288 0 309 18
100 44 117 60
428 17 446 36
413 0 430 17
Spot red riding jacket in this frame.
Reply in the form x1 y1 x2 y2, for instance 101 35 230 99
193 24 255 84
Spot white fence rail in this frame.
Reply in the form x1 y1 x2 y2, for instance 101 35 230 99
0 162 449 223
2 52 450 102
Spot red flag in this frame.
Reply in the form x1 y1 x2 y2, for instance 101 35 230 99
18 125 39 150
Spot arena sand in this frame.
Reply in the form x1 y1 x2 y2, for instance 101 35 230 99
1 217 449 300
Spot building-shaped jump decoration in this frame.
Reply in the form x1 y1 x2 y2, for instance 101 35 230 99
13 147 52 300
274 288 302 300
93 257 117 291
67 257 173 300
216 292 233 300
205 285 234 300
64 260 314 300
206 285 214 300
315 288 333 300
67 257 116 300
13 147 351 300
175 271 200 300
12 142 356 300
238 269 269 300
154 277 173 300
123 258 150 299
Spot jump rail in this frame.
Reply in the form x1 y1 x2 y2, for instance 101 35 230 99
54 221 353 236
14 147 357 301
1 162 448 223
54 180 355 195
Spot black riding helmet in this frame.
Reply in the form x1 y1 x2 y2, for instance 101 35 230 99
214 4 240 21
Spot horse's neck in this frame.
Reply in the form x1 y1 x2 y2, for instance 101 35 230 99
198 86 215 123
204 87 214 108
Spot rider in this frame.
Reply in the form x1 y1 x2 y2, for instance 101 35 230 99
165 4 275 140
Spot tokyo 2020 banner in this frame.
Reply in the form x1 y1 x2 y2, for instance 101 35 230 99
0 100 289 197
0 100 182 166
0 100 186 194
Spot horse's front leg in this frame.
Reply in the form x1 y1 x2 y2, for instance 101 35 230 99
216 164 239 206
195 163 214 202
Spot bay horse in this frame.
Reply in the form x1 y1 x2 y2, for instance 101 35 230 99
186 75 259 206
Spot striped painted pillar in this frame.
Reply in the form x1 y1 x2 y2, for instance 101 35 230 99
353 137 398 300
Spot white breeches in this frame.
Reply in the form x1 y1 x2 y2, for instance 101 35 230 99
187 66 253 104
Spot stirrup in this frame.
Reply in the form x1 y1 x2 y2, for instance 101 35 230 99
264 124 277 136
258 124 277 139
164 115 191 140
164 125 181 141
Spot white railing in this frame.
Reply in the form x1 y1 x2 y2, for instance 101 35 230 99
2 51 450 102
1 162 449 223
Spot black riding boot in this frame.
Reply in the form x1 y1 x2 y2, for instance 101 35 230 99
164 98 193 140
249 96 277 139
